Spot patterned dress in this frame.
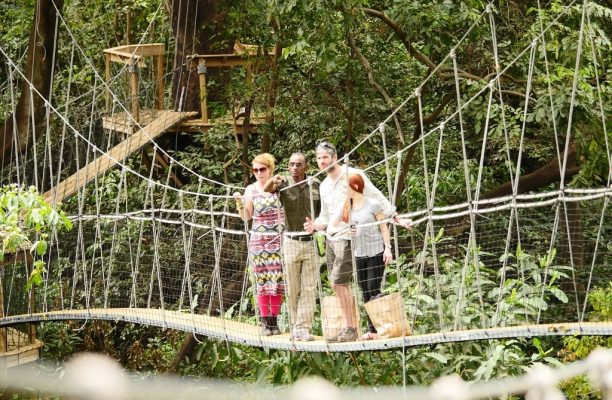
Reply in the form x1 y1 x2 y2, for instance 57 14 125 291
247 185 285 296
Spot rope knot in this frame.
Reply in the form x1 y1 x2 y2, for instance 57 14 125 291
485 4 493 13
379 123 386 134
450 48 456 59
414 87 421 97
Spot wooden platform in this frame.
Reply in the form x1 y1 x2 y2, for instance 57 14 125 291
0 308 610 353
102 109 266 135
0 328 42 369
44 110 196 205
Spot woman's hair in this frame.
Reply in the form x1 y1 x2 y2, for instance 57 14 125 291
342 174 365 223
348 174 364 194
252 153 275 173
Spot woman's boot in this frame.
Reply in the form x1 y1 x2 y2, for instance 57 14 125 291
261 316 272 336
269 316 281 335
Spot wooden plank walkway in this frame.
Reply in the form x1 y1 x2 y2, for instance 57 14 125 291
0 328 42 369
44 110 197 205
0 309 610 353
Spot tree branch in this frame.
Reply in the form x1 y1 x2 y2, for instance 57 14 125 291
481 147 580 199
394 92 454 205
361 7 533 102
362 8 437 72
347 30 405 146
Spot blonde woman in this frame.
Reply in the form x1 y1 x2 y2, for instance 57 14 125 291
233 153 285 336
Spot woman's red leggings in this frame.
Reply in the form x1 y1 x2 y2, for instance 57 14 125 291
257 294 282 317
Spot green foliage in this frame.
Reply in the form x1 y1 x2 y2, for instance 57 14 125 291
557 283 612 400
40 320 181 370
587 283 612 321
0 185 72 282
39 322 84 361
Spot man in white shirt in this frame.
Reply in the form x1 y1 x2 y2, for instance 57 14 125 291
304 141 392 342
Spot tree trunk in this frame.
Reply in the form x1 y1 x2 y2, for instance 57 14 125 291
0 0 64 168
168 0 236 371
262 41 282 154
169 0 233 113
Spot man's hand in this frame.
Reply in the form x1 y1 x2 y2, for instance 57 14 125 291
394 216 413 230
272 174 284 186
304 217 315 234
264 174 284 193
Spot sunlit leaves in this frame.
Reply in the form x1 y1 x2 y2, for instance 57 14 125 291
0 184 73 288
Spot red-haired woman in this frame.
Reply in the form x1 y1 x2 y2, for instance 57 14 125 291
341 173 393 340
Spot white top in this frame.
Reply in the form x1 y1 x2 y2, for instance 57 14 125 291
350 197 385 257
315 165 392 240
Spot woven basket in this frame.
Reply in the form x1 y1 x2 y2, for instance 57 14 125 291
364 292 411 338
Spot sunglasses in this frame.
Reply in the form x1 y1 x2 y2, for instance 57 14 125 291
252 166 268 174
316 141 336 154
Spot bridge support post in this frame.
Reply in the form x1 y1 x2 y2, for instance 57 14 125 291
197 60 208 123
154 53 164 110
28 286 36 345
105 53 112 113
129 60 140 126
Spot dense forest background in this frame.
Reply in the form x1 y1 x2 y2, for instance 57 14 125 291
0 0 610 396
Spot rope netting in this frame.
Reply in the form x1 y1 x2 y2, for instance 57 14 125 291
0 0 610 353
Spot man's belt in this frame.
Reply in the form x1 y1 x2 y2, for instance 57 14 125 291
286 234 313 242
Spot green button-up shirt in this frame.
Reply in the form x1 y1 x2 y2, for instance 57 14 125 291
277 175 321 233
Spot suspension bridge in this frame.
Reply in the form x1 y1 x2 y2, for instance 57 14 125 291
0 0 610 372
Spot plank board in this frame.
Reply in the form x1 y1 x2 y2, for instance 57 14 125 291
0 328 42 369
44 111 196 205
103 110 266 134
1 308 610 353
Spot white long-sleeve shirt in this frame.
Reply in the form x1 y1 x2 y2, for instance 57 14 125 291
315 165 393 240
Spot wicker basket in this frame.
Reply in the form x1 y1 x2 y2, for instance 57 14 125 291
364 293 411 338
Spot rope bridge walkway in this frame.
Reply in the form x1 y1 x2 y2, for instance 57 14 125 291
0 308 608 352
0 0 610 353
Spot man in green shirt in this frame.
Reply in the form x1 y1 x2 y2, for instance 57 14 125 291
264 152 321 341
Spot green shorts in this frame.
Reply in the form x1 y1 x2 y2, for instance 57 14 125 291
327 239 353 285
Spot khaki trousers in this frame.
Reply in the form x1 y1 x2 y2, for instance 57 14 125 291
283 238 318 332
